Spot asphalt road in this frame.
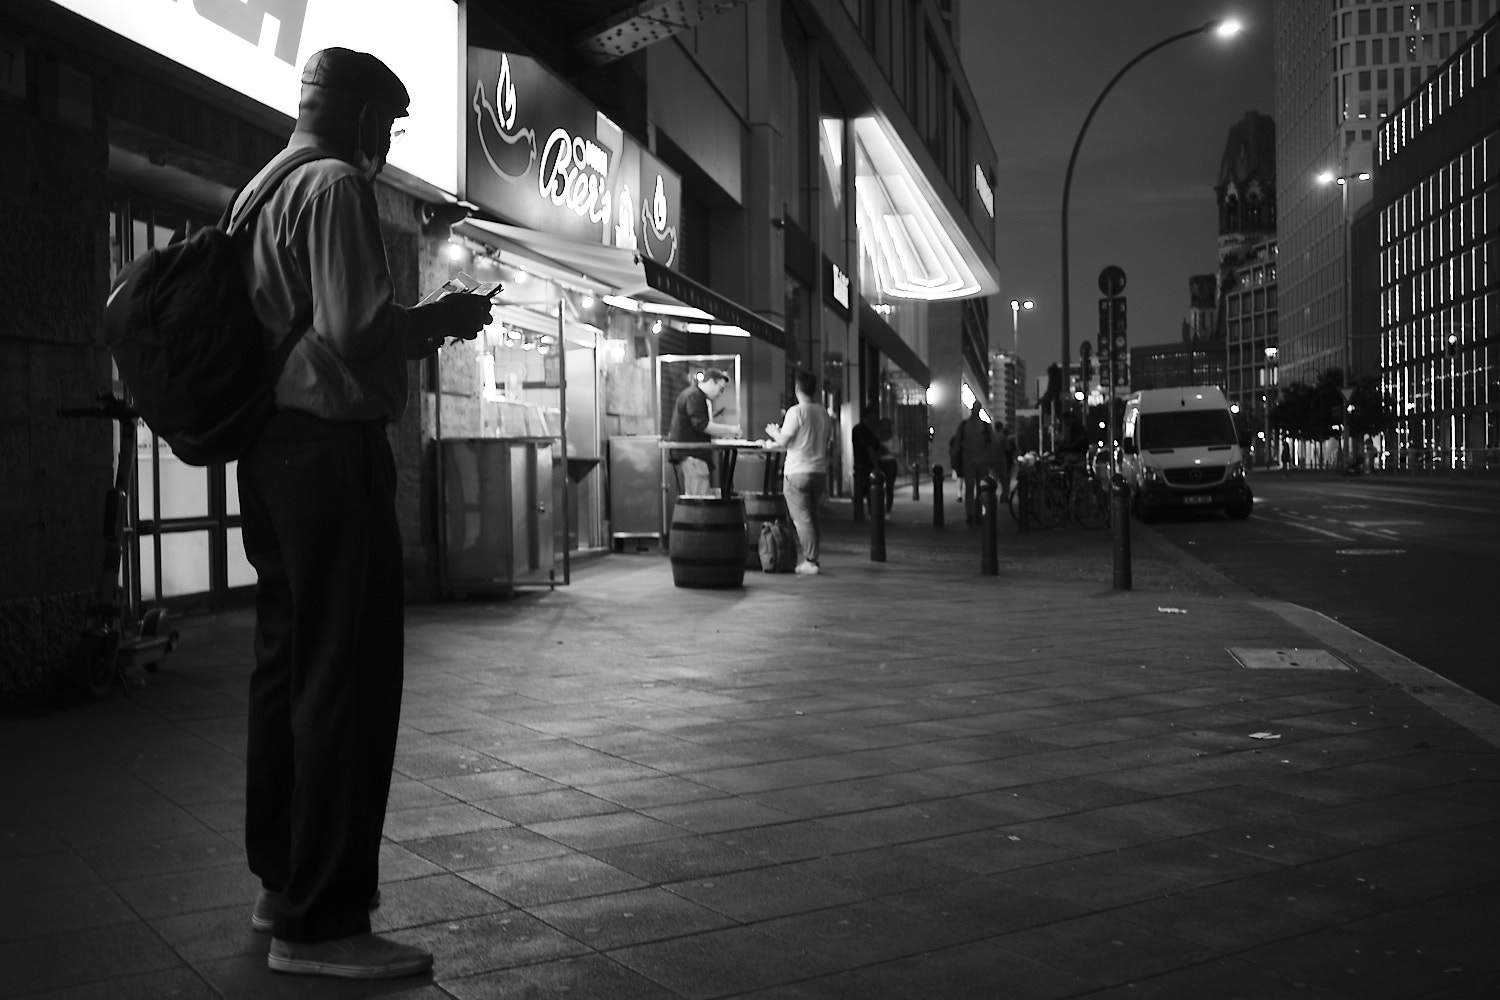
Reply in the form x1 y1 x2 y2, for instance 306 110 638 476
1143 471 1500 706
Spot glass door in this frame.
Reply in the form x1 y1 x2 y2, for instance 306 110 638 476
109 198 254 613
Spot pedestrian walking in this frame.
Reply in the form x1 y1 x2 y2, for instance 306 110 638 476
851 404 879 520
957 401 993 525
1280 438 1292 478
765 370 833 574
235 48 494 980
876 416 899 514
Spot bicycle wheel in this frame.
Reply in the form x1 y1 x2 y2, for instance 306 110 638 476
1033 473 1067 529
1009 478 1024 521
1072 477 1109 529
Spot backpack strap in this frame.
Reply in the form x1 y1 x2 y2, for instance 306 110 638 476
222 146 334 372
221 145 334 235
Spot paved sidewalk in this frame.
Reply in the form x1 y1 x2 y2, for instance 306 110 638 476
3 489 1499 999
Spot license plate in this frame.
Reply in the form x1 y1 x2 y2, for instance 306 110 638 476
1182 495 1212 505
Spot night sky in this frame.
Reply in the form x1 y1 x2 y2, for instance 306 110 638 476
961 0 1276 386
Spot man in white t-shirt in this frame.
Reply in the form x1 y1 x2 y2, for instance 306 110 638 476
764 370 833 574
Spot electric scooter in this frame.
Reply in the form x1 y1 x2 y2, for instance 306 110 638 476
56 393 178 697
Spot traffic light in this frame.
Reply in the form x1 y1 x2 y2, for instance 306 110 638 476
1110 297 1127 332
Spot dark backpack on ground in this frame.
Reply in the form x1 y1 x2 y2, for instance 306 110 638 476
104 147 329 466
759 520 797 573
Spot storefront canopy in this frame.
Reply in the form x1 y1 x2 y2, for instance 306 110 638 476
456 218 785 351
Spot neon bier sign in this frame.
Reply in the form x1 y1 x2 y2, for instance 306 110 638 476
468 50 679 266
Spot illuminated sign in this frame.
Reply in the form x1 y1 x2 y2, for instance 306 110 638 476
829 260 850 312
467 49 681 267
45 0 460 194
974 163 994 218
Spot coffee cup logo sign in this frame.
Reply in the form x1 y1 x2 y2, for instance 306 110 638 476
467 49 681 268
641 173 678 267
473 54 536 184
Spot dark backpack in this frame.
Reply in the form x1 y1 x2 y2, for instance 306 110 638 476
758 520 797 573
104 147 329 466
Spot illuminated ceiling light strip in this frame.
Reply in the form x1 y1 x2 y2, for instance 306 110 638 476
633 300 715 320
680 323 752 338
885 175 978 296
881 215 929 287
893 213 950 288
851 116 994 300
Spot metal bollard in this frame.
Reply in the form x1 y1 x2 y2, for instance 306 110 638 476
931 464 945 527
980 475 998 575
869 470 886 562
1111 472 1132 590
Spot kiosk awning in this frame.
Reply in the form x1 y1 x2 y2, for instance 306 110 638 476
456 219 785 351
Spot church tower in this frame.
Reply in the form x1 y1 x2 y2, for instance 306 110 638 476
1214 111 1276 266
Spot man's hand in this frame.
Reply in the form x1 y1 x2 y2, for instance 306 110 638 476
407 292 493 357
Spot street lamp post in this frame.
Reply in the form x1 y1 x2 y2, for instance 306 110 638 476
1008 297 1033 428
1060 18 1242 377
1317 167 1370 464
1263 345 1278 468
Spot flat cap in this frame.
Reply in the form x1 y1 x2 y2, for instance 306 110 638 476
300 47 410 117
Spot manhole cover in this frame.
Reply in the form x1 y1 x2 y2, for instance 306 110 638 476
1228 647 1352 671
1335 548 1406 556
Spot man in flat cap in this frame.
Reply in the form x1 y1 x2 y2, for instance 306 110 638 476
231 48 492 980
667 367 741 496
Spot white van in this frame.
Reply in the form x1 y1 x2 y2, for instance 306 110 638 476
1120 386 1253 522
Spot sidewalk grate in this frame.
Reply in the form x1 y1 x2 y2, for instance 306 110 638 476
1227 647 1352 671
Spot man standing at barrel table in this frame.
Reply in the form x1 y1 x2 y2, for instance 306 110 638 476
668 368 741 496
765 370 833 575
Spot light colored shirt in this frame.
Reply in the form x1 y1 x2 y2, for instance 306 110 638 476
233 135 411 422
778 402 832 475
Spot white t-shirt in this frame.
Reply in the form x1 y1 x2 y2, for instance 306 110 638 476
778 402 832 475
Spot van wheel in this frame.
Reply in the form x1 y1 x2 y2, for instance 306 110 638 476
1131 491 1156 523
1226 501 1253 520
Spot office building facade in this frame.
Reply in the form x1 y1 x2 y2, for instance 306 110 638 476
1274 0 1494 386
1368 12 1499 467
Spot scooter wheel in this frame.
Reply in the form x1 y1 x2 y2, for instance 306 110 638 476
140 609 169 672
141 607 166 636
70 630 119 698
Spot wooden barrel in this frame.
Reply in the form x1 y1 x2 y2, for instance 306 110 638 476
742 492 791 568
670 497 747 588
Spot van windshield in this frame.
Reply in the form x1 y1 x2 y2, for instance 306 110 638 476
1139 410 1238 450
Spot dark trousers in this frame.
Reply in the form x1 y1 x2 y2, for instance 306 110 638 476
851 464 874 520
238 412 404 942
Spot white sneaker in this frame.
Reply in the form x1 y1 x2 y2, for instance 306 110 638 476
794 561 820 575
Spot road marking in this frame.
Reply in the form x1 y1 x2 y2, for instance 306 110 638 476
1259 515 1354 540
1325 491 1496 516
1346 520 1421 527
1334 548 1406 555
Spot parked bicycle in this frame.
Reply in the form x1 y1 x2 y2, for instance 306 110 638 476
1011 452 1108 529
